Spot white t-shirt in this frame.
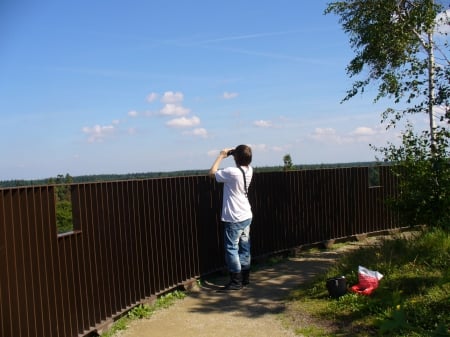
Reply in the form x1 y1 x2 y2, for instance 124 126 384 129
215 166 253 223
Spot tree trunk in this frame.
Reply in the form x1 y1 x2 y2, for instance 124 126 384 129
427 30 437 149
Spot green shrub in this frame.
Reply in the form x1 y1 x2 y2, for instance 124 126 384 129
55 199 73 233
375 126 450 231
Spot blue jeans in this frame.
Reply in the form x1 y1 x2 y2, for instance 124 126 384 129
223 218 252 273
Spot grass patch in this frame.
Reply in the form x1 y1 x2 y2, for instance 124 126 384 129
101 290 186 337
295 326 331 337
286 228 450 336
327 242 348 250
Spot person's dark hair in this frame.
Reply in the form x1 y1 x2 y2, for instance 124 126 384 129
234 144 252 166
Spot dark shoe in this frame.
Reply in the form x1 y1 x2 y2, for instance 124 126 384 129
242 269 250 286
219 272 242 291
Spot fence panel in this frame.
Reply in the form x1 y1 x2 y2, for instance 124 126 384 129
0 167 399 336
0 187 63 337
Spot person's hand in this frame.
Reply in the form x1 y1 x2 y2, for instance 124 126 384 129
220 148 233 157
209 148 233 177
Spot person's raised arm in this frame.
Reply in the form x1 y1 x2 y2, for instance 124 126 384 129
208 148 233 178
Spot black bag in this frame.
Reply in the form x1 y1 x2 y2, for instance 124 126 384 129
326 276 347 298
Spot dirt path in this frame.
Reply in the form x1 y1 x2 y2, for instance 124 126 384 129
114 232 415 337
116 247 348 337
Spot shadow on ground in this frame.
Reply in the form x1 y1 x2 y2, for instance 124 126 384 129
118 240 389 337
186 250 343 319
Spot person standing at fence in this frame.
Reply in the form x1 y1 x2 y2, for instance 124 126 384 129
209 144 253 291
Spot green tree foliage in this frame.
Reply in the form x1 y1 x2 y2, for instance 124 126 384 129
325 0 449 140
326 0 450 229
49 174 74 234
56 200 74 233
375 125 450 229
283 154 294 171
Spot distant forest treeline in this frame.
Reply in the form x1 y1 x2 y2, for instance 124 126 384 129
1 161 388 234
0 161 387 188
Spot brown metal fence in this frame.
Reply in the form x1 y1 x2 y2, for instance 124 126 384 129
0 166 398 337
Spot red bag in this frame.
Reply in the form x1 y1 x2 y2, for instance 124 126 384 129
350 266 383 296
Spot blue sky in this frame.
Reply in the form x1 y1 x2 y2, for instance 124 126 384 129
0 0 441 180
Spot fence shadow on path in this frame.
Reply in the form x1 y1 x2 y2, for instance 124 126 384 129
186 250 344 319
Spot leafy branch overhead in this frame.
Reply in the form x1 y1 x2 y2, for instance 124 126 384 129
325 0 449 137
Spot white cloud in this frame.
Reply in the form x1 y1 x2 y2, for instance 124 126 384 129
208 143 289 159
223 91 239 99
313 127 337 136
309 127 352 144
82 124 116 143
435 105 450 127
350 126 377 136
183 128 208 138
161 91 184 104
208 149 219 157
160 103 191 116
128 110 138 117
253 120 273 128
250 143 291 153
146 92 159 103
308 125 393 146
271 145 291 152
166 116 201 128
435 9 450 34
249 143 269 152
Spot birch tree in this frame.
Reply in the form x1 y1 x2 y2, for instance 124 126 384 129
326 1 450 228
325 0 450 145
